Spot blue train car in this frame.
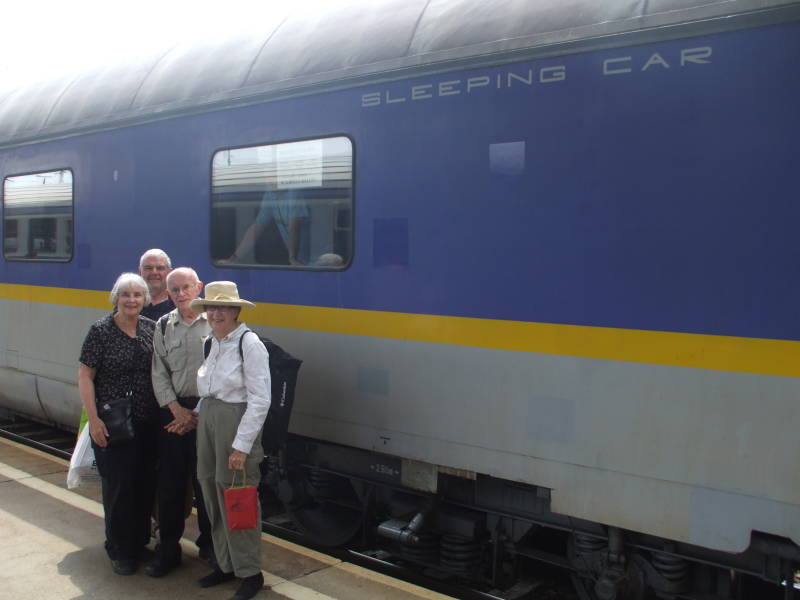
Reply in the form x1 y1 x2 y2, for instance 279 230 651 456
1 1 798 597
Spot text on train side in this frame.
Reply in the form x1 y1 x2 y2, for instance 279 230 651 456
361 46 712 107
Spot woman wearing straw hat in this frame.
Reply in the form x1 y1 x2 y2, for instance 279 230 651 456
191 281 270 600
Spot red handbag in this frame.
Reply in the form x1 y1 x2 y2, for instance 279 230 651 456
224 469 258 530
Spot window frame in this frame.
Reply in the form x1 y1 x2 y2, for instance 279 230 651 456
208 134 355 271
2 167 75 263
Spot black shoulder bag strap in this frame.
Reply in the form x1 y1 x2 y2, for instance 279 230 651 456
158 314 168 337
203 330 254 360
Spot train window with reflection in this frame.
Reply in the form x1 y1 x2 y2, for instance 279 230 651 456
211 137 353 268
3 169 73 262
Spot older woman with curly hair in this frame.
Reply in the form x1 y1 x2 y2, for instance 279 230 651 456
78 272 160 575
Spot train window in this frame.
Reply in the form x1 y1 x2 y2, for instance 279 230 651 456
210 136 353 269
3 169 73 262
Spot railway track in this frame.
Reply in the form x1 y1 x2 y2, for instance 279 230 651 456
261 514 568 600
0 413 74 460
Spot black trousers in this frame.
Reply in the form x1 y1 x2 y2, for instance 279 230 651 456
155 405 212 557
93 418 158 561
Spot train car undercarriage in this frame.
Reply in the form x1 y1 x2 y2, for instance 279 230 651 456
262 436 800 600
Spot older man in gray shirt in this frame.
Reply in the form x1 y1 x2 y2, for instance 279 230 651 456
146 267 213 577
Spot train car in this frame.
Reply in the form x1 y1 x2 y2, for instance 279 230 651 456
1 1 799 597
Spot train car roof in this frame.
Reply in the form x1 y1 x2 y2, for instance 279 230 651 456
0 0 798 149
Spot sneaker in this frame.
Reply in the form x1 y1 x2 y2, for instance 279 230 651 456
198 568 235 588
233 572 265 600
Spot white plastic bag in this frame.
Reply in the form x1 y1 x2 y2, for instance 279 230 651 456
67 425 100 488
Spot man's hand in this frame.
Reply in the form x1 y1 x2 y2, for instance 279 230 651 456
164 403 197 435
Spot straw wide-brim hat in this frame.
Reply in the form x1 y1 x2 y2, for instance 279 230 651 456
190 281 255 311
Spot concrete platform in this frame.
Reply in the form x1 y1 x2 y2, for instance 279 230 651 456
0 436 455 600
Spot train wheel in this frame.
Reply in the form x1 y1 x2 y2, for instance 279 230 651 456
289 468 364 547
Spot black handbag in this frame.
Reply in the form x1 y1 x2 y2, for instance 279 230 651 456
97 392 135 446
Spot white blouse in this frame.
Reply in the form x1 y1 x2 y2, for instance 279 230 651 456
196 322 271 454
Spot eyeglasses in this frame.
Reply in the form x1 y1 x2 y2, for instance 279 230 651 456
205 305 236 313
169 283 198 295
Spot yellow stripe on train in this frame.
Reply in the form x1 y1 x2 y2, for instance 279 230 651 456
2 282 799 378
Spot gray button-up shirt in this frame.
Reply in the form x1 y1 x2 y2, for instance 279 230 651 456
152 308 210 407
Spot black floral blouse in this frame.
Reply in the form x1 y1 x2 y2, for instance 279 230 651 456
79 314 158 423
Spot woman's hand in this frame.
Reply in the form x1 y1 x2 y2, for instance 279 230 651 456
228 449 247 471
89 416 109 448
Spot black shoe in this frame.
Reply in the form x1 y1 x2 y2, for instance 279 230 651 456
144 552 181 578
232 572 265 600
198 568 235 588
111 559 136 576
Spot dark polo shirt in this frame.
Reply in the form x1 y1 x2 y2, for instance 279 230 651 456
140 297 175 321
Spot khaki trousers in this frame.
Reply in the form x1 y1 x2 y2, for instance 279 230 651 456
197 398 264 577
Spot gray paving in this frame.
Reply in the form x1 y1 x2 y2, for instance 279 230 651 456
0 437 453 600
